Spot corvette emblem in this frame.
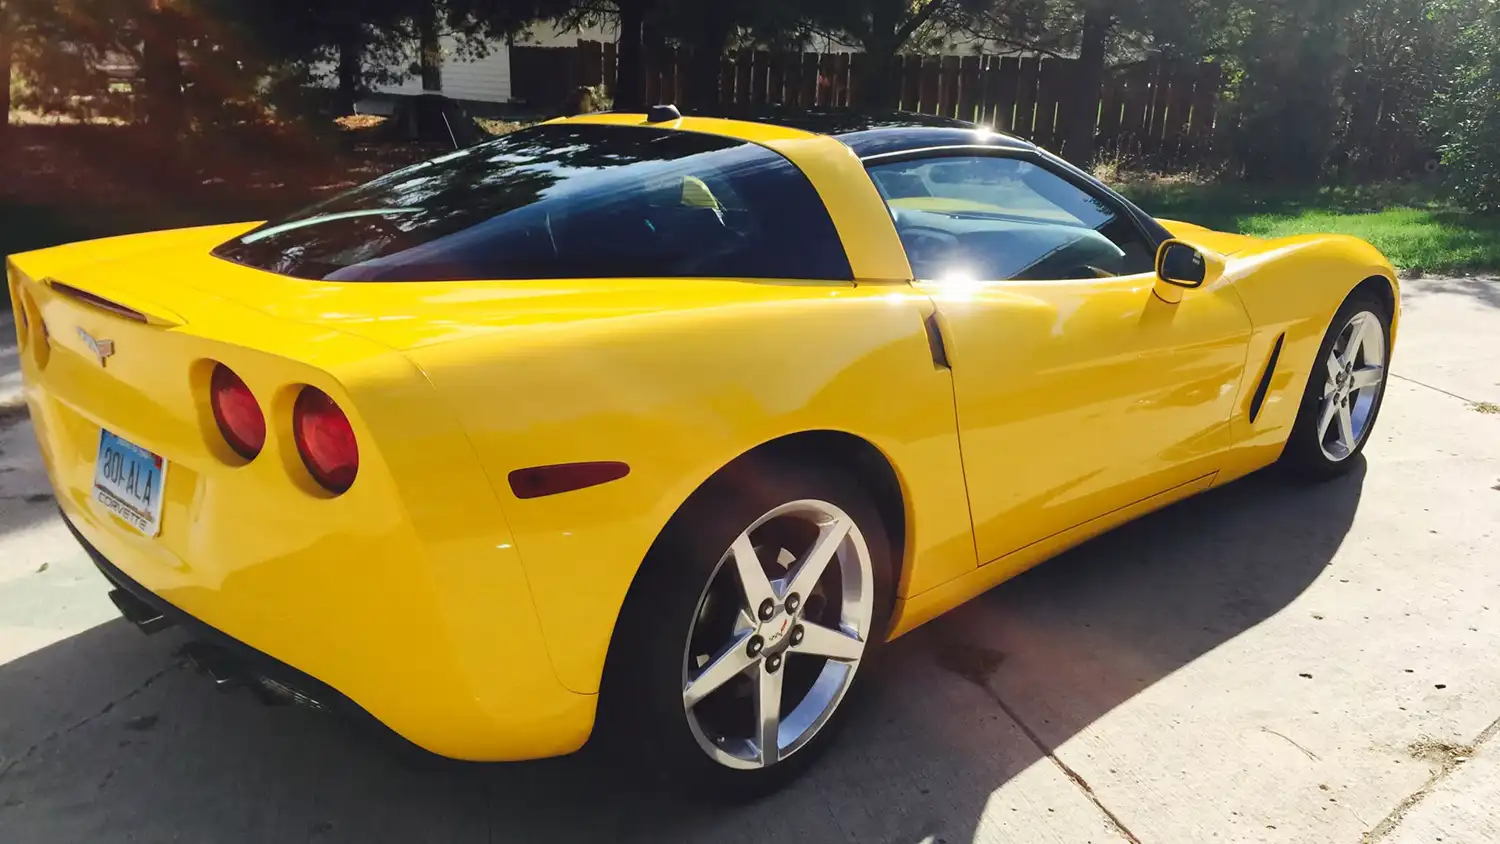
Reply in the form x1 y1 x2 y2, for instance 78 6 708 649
77 327 115 367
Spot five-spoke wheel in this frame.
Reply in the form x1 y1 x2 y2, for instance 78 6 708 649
1316 310 1386 462
1283 287 1392 478
681 500 874 769
601 460 893 793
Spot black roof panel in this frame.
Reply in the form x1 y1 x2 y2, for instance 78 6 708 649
672 105 1033 156
834 126 1033 158
679 105 973 132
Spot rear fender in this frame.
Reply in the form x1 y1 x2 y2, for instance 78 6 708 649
409 283 977 695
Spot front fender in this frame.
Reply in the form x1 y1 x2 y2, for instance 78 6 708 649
1212 233 1399 479
407 281 976 694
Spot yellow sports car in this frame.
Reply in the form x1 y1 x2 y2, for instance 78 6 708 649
6 108 1398 792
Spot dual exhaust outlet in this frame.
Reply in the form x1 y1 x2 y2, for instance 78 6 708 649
108 587 324 710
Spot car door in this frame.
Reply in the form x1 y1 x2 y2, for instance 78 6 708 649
866 151 1254 566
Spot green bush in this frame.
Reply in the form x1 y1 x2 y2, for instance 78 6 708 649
1431 2 1500 211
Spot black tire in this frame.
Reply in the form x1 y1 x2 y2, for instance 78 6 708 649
597 457 895 797
1279 287 1392 480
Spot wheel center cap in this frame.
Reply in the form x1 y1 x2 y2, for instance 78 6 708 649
762 612 793 649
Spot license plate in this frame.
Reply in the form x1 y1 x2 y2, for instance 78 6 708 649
93 430 167 537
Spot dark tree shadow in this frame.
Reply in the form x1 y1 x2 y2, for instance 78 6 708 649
0 463 1365 843
1401 275 1500 311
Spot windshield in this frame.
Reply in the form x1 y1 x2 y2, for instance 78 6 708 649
212 123 852 283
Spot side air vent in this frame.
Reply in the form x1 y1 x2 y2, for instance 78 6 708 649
1248 333 1286 423
923 312 951 370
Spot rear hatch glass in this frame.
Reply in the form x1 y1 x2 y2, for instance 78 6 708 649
213 123 851 283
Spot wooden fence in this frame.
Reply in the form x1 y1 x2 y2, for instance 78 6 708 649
510 41 1225 164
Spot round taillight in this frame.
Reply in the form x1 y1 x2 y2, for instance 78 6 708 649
210 364 266 460
293 387 358 494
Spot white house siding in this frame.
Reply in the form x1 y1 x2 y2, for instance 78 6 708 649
519 21 617 48
345 23 615 106
369 35 513 103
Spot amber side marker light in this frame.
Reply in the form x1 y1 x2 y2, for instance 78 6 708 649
293 387 359 494
209 364 266 460
509 462 630 500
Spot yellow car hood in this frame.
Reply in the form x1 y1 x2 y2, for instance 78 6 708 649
1157 219 1262 256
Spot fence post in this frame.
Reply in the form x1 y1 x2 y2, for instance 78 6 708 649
603 42 616 99
1014 56 1040 138
958 55 981 123
750 50 770 105
937 55 960 117
1187 62 1221 155
1144 56 1167 157
995 57 1019 132
719 51 735 107
799 52 818 107
1034 57 1065 149
735 50 752 107
1097 73 1123 153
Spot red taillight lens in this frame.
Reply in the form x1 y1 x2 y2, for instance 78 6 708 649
293 387 358 494
210 364 266 460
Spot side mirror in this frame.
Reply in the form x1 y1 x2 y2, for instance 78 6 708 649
1153 239 1223 304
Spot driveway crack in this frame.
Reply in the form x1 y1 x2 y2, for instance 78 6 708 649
0 664 175 782
1360 713 1500 843
1389 372 1479 405
985 688 1144 844
936 643 1142 843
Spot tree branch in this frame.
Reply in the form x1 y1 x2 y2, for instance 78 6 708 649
894 0 951 47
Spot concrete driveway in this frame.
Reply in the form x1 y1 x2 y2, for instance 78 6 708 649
2 278 1498 844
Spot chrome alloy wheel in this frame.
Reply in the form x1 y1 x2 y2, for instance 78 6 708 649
681 499 875 770
1318 310 1387 461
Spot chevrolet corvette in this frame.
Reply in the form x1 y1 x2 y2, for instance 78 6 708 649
5 108 1398 792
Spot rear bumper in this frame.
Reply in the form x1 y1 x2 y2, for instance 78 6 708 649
72 514 391 724
14 241 606 761
57 494 598 763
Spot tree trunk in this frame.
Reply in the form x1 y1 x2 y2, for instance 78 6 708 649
1063 7 1108 166
417 1 442 92
140 3 184 135
680 7 732 110
859 0 905 110
860 51 900 110
614 0 647 111
0 0 14 145
336 26 364 115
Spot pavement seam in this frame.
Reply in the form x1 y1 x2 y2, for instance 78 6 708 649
1358 712 1500 844
978 685 1144 844
1388 372 1478 405
0 664 175 782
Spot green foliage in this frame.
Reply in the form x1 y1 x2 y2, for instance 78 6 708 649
1217 0 1361 183
1427 0 1500 211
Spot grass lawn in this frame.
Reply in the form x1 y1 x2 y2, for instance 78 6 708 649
1120 180 1500 275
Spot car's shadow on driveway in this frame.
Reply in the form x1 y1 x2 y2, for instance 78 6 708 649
0 463 1365 843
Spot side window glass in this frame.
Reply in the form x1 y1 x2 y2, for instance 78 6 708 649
867 156 1157 282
